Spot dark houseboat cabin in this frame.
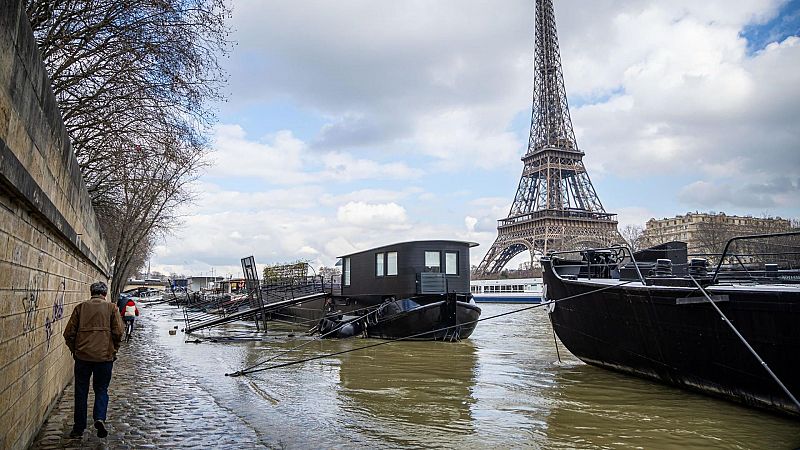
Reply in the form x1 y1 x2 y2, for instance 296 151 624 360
339 240 476 302
323 240 481 341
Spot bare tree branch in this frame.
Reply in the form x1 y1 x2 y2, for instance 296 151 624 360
27 0 232 298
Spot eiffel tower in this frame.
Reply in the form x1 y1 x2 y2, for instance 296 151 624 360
477 0 621 274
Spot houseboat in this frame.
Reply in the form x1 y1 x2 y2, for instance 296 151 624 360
317 240 482 341
470 278 543 303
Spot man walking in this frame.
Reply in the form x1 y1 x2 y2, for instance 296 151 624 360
63 281 124 439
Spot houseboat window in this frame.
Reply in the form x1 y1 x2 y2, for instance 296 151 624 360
376 253 384 277
387 252 398 276
344 257 351 286
424 251 441 272
445 252 458 275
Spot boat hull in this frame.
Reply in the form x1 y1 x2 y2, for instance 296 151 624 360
272 295 482 341
543 262 800 417
365 300 481 341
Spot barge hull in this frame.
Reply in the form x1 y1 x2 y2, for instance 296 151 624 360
544 268 800 417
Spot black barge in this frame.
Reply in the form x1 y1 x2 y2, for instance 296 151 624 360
542 232 800 418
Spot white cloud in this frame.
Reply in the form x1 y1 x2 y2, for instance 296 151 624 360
567 4 800 200
319 152 418 181
615 207 662 228
223 0 798 204
412 108 522 170
226 0 532 170
190 182 324 212
678 177 800 210
209 124 418 185
464 216 478 232
336 201 409 229
319 188 420 206
210 125 308 183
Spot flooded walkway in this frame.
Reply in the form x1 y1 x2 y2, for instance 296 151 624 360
29 314 267 449
30 303 800 449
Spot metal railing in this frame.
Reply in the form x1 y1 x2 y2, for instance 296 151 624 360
546 231 800 286
711 231 800 284
182 276 330 333
498 209 617 227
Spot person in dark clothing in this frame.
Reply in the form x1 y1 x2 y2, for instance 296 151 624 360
116 293 129 315
63 281 124 439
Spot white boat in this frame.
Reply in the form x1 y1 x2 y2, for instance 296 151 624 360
129 288 163 303
469 278 543 303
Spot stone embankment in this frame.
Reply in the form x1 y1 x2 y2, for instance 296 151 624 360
1 1 109 447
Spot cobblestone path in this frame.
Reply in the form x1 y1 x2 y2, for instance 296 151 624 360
29 314 268 449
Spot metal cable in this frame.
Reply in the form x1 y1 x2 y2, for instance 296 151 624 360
226 281 631 377
688 274 800 411
229 306 382 375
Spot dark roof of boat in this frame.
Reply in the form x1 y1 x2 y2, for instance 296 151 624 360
337 240 479 259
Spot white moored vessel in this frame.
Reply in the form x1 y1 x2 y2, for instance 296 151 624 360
469 278 543 303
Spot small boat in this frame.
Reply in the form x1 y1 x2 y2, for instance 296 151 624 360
316 240 482 341
542 232 800 417
470 278 543 303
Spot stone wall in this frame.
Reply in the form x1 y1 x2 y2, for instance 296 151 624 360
0 1 110 449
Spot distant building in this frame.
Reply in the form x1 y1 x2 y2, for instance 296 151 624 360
219 278 247 294
187 276 224 292
123 278 167 293
641 212 791 254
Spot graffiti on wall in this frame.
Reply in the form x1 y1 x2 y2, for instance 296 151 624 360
44 279 66 350
21 275 41 334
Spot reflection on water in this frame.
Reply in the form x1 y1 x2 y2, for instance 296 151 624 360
545 364 800 449
146 303 800 449
336 341 478 444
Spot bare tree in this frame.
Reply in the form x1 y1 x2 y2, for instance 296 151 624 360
619 224 644 252
26 0 232 298
99 138 206 296
693 220 734 256
694 214 791 259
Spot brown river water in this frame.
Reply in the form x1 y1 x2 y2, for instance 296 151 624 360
147 303 799 449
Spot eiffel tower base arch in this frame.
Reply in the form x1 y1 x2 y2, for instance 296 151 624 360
477 216 621 275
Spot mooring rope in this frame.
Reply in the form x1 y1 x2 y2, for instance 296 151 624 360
688 275 800 411
227 306 383 376
225 281 631 377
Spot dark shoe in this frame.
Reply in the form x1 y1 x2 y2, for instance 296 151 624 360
94 420 108 438
69 428 83 439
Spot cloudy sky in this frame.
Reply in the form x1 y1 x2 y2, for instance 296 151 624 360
150 0 800 278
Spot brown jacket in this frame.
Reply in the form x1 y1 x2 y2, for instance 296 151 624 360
63 295 125 362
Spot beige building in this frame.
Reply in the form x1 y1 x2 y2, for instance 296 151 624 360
641 212 791 254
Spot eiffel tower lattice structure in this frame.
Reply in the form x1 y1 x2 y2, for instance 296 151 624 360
477 0 621 275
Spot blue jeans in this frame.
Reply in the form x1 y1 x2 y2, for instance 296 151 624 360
73 359 114 431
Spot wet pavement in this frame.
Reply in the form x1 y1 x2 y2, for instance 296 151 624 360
29 314 267 449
